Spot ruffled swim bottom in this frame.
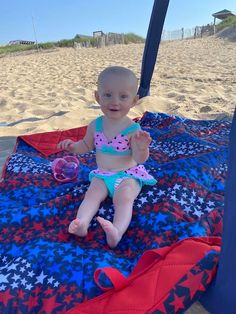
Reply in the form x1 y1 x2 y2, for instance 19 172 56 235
89 165 157 197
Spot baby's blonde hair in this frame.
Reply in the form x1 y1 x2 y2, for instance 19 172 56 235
97 66 138 91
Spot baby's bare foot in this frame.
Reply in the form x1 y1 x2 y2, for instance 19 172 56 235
97 216 121 248
68 219 88 237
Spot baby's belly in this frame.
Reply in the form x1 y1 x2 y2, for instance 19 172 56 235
96 152 137 171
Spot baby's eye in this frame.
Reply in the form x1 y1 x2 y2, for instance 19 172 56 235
120 94 128 99
104 93 111 98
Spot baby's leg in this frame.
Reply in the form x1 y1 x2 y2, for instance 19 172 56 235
69 177 108 236
97 178 141 248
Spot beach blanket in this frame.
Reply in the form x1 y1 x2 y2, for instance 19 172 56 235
0 112 230 313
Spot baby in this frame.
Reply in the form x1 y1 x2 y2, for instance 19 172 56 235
58 66 156 248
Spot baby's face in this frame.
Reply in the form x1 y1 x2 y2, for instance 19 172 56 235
95 74 138 120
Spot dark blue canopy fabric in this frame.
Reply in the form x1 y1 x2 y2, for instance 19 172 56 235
201 108 236 313
138 0 169 98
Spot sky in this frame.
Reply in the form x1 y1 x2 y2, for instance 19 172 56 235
1 0 235 45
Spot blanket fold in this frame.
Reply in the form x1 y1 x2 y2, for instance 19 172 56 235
19 125 87 156
67 237 220 313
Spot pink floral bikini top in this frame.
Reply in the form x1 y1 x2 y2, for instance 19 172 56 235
94 116 141 155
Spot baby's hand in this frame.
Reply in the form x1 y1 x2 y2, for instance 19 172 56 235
133 131 152 150
57 139 75 152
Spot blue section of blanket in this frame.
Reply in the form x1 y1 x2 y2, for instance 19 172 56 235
0 112 230 313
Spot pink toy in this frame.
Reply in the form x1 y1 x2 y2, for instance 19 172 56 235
52 156 79 182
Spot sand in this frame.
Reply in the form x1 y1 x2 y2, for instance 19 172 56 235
0 36 235 312
1 37 235 173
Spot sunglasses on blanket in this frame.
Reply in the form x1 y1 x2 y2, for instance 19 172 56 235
51 156 80 182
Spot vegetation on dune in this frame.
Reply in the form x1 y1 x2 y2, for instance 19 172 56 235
216 15 236 31
0 44 36 55
55 36 97 48
73 35 98 47
123 33 145 44
0 32 145 55
0 42 55 55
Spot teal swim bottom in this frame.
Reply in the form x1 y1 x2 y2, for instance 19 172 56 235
89 165 157 198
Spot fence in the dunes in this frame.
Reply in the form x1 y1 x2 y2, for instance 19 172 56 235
161 24 215 41
74 32 125 49
74 24 215 49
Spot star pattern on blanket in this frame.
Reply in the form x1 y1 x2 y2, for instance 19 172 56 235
0 256 59 291
7 154 51 174
154 250 219 313
0 112 230 313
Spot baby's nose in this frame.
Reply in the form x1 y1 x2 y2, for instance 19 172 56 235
110 95 120 104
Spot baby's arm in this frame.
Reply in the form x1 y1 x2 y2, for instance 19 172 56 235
57 121 95 154
131 130 152 163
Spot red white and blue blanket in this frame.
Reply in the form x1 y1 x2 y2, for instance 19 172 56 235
0 112 230 313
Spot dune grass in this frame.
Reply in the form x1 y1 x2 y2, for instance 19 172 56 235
0 42 56 55
123 33 144 44
216 15 236 31
0 33 144 56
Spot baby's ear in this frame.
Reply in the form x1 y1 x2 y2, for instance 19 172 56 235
132 95 139 106
94 91 99 103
